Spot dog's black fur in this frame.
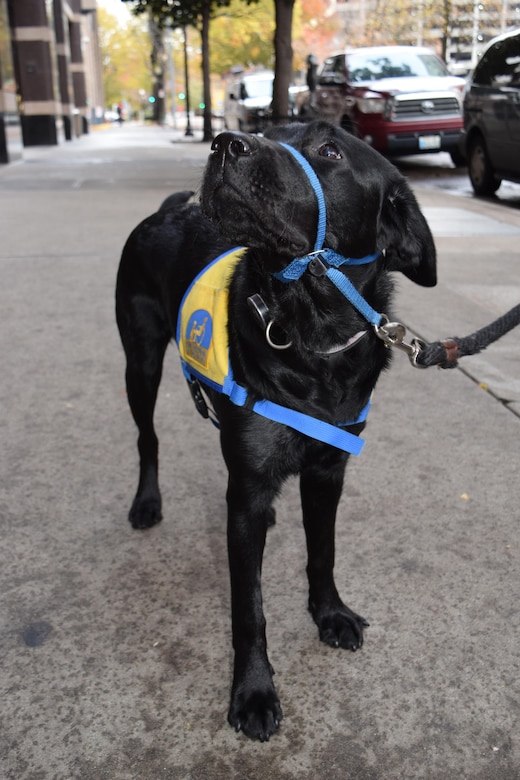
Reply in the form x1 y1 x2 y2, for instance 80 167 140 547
115 120 436 741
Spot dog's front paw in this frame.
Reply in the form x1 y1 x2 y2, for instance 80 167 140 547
313 604 369 651
228 688 283 742
128 494 162 529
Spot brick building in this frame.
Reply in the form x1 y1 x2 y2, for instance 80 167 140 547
0 0 104 163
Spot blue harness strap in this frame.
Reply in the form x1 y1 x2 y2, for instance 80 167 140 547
323 267 382 326
180 355 369 454
223 370 369 455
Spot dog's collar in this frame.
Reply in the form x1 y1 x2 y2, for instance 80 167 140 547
273 142 383 328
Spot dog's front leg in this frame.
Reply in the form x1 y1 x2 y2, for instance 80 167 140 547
225 475 282 742
300 447 369 651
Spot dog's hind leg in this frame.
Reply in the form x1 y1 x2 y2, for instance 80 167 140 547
116 292 170 529
300 447 369 651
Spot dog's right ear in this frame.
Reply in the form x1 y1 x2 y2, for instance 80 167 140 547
377 181 437 287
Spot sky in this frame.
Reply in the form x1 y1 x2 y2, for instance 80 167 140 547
97 0 132 24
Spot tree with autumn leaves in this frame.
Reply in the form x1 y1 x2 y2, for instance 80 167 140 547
98 5 152 113
122 0 297 141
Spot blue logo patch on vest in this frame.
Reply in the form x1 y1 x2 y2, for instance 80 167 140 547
185 308 213 368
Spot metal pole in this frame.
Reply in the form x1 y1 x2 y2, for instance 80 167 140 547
183 26 193 137
167 27 177 129
471 1 481 68
416 0 424 47
501 0 509 32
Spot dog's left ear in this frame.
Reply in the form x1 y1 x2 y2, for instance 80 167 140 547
377 181 437 287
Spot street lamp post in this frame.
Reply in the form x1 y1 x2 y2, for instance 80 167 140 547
183 26 193 137
167 27 177 129
471 1 483 67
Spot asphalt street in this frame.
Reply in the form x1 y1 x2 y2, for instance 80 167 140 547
0 121 519 780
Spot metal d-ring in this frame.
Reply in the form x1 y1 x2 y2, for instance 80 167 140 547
265 320 292 350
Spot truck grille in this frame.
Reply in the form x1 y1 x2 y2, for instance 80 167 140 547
392 95 461 121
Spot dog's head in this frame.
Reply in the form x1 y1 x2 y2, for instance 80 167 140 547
201 120 436 287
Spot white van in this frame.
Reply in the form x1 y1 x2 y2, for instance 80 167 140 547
224 71 274 133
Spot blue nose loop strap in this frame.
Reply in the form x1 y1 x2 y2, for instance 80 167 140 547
278 142 327 251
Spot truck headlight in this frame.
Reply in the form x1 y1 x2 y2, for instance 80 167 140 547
356 96 386 114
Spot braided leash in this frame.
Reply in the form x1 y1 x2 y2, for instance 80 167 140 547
415 303 520 369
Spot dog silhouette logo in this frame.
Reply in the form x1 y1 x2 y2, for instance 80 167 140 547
185 309 213 367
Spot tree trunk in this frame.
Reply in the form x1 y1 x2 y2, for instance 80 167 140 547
200 1 213 141
441 0 452 61
149 13 165 123
272 0 295 125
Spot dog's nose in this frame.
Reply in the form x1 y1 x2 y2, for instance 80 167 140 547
211 131 255 160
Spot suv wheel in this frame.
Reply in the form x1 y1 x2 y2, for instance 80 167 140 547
468 135 501 196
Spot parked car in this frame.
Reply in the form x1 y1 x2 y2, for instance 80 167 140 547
463 28 520 196
297 46 465 163
224 71 274 133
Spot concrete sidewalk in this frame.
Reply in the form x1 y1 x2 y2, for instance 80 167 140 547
0 122 518 780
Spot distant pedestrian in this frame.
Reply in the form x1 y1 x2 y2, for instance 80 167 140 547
306 54 318 93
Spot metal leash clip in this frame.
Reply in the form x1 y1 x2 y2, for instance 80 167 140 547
374 315 427 368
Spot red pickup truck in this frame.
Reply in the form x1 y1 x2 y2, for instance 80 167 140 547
298 46 466 164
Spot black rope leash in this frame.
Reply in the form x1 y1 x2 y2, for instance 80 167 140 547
415 303 520 369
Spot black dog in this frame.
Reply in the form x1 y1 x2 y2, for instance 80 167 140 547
115 120 436 741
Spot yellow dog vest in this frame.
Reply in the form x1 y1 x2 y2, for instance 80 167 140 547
177 247 246 392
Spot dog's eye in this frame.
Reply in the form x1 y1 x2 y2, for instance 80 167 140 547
317 143 342 160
